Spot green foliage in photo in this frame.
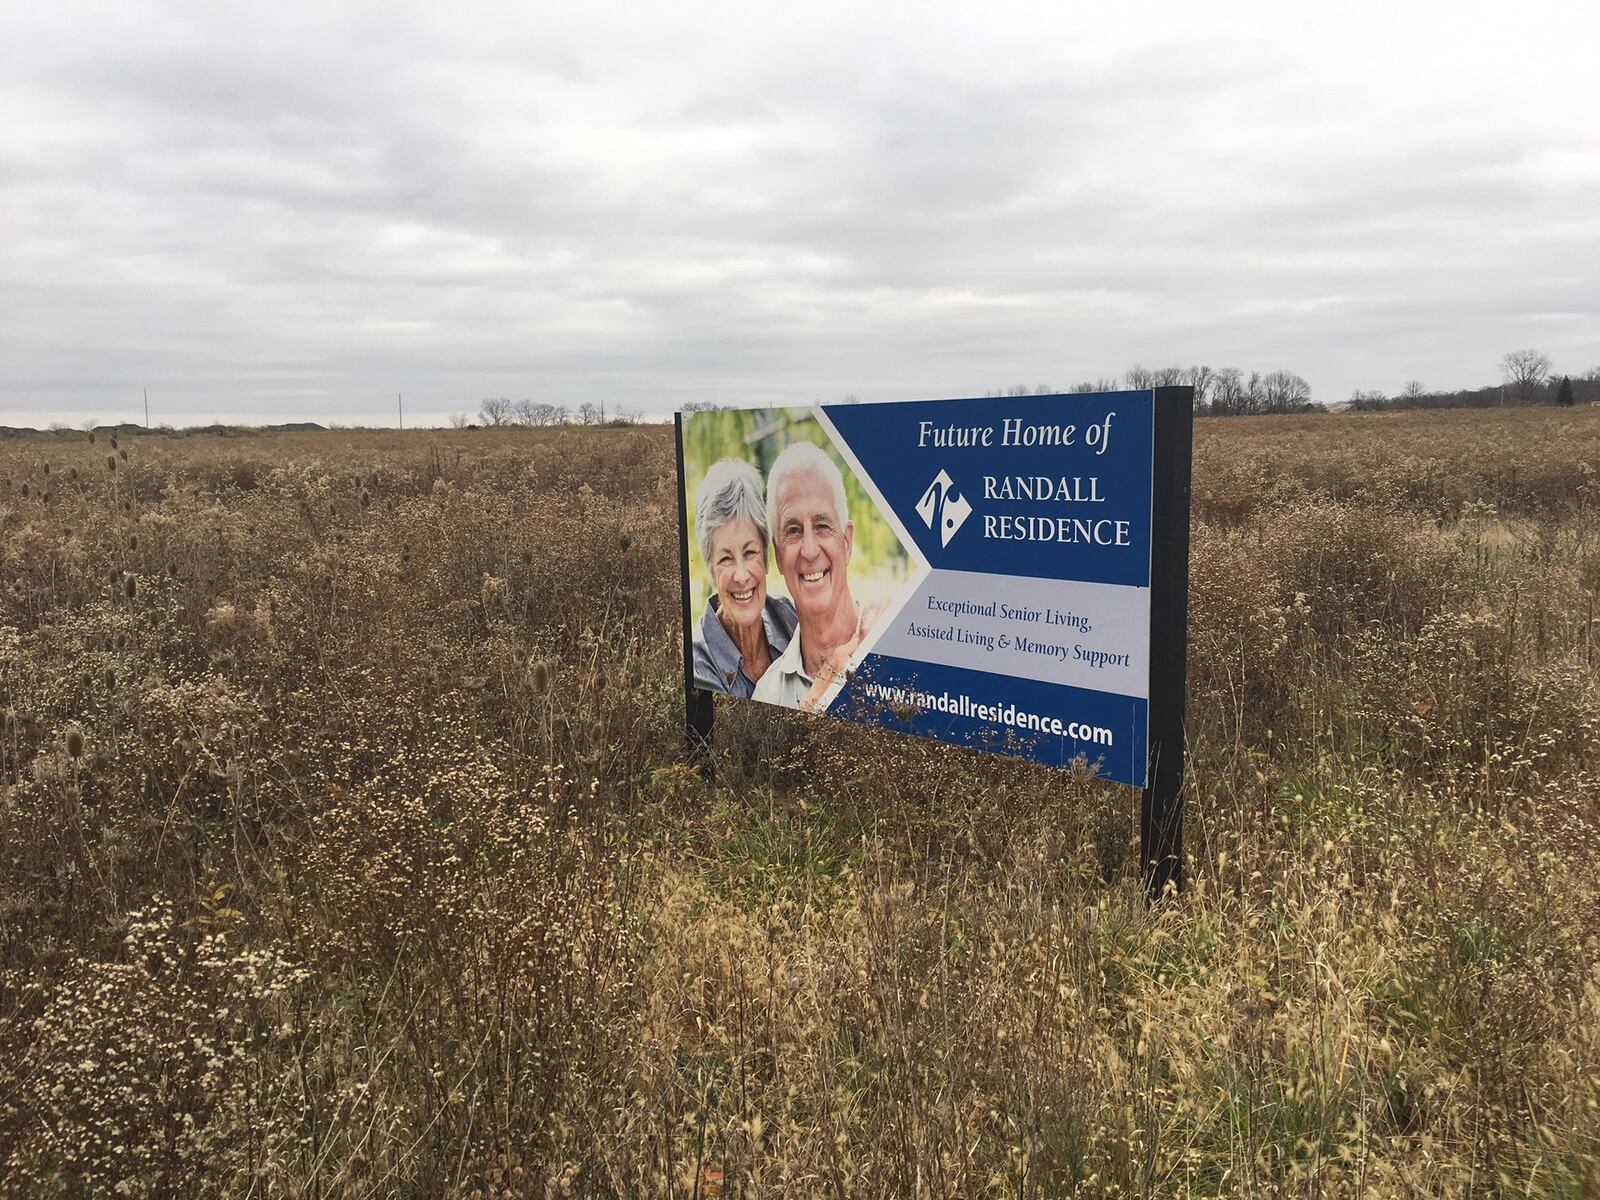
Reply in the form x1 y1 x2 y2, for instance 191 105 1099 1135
681 406 910 630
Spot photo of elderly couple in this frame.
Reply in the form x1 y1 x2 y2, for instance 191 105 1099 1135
682 408 912 711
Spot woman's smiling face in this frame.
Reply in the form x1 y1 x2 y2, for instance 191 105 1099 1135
708 515 768 629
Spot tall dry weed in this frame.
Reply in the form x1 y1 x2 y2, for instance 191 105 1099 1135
0 412 1596 1197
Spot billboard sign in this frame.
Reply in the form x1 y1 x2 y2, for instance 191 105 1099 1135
676 390 1190 791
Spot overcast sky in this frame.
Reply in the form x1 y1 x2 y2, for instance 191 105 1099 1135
3 1 1596 427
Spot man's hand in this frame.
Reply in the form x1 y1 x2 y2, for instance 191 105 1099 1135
798 598 892 712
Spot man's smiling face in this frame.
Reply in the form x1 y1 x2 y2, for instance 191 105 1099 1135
773 469 853 621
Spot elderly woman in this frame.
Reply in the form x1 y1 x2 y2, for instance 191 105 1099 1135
691 458 798 697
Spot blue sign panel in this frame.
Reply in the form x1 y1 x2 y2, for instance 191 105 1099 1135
678 391 1157 787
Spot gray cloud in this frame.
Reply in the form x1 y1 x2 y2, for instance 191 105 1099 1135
3 1 1596 427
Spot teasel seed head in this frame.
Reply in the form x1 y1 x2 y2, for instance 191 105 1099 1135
65 726 85 760
119 448 128 461
110 434 118 449
531 660 552 694
124 575 137 600
107 454 117 473
42 462 50 476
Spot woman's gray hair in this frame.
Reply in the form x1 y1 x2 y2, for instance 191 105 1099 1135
766 440 849 538
695 457 770 566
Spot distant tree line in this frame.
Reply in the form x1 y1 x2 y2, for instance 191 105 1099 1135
1346 350 1599 412
450 349 1598 428
992 365 1316 415
454 399 643 428
1002 348 1600 416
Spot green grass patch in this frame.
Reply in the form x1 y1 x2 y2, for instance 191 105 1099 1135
694 795 861 913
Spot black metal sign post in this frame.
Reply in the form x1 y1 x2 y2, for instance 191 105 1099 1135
1140 386 1193 900
675 414 715 778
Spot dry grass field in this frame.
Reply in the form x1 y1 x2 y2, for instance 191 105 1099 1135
2 407 1598 1198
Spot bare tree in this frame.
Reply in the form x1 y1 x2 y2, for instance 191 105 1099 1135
1260 370 1312 413
448 412 470 429
1126 365 1187 389
988 382 1054 397
478 397 514 426
1209 368 1248 416
576 402 600 425
1070 378 1120 393
1348 388 1387 412
1500 349 1552 403
1186 365 1215 412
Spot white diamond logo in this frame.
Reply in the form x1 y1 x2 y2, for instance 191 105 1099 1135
916 468 972 547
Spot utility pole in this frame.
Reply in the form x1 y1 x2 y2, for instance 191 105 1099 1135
143 388 149 428
398 393 404 430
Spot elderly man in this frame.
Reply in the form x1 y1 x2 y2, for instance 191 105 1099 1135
754 441 872 710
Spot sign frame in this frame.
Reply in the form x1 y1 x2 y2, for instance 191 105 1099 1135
674 386 1192 898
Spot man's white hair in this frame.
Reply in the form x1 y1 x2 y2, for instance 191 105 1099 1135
766 440 849 538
